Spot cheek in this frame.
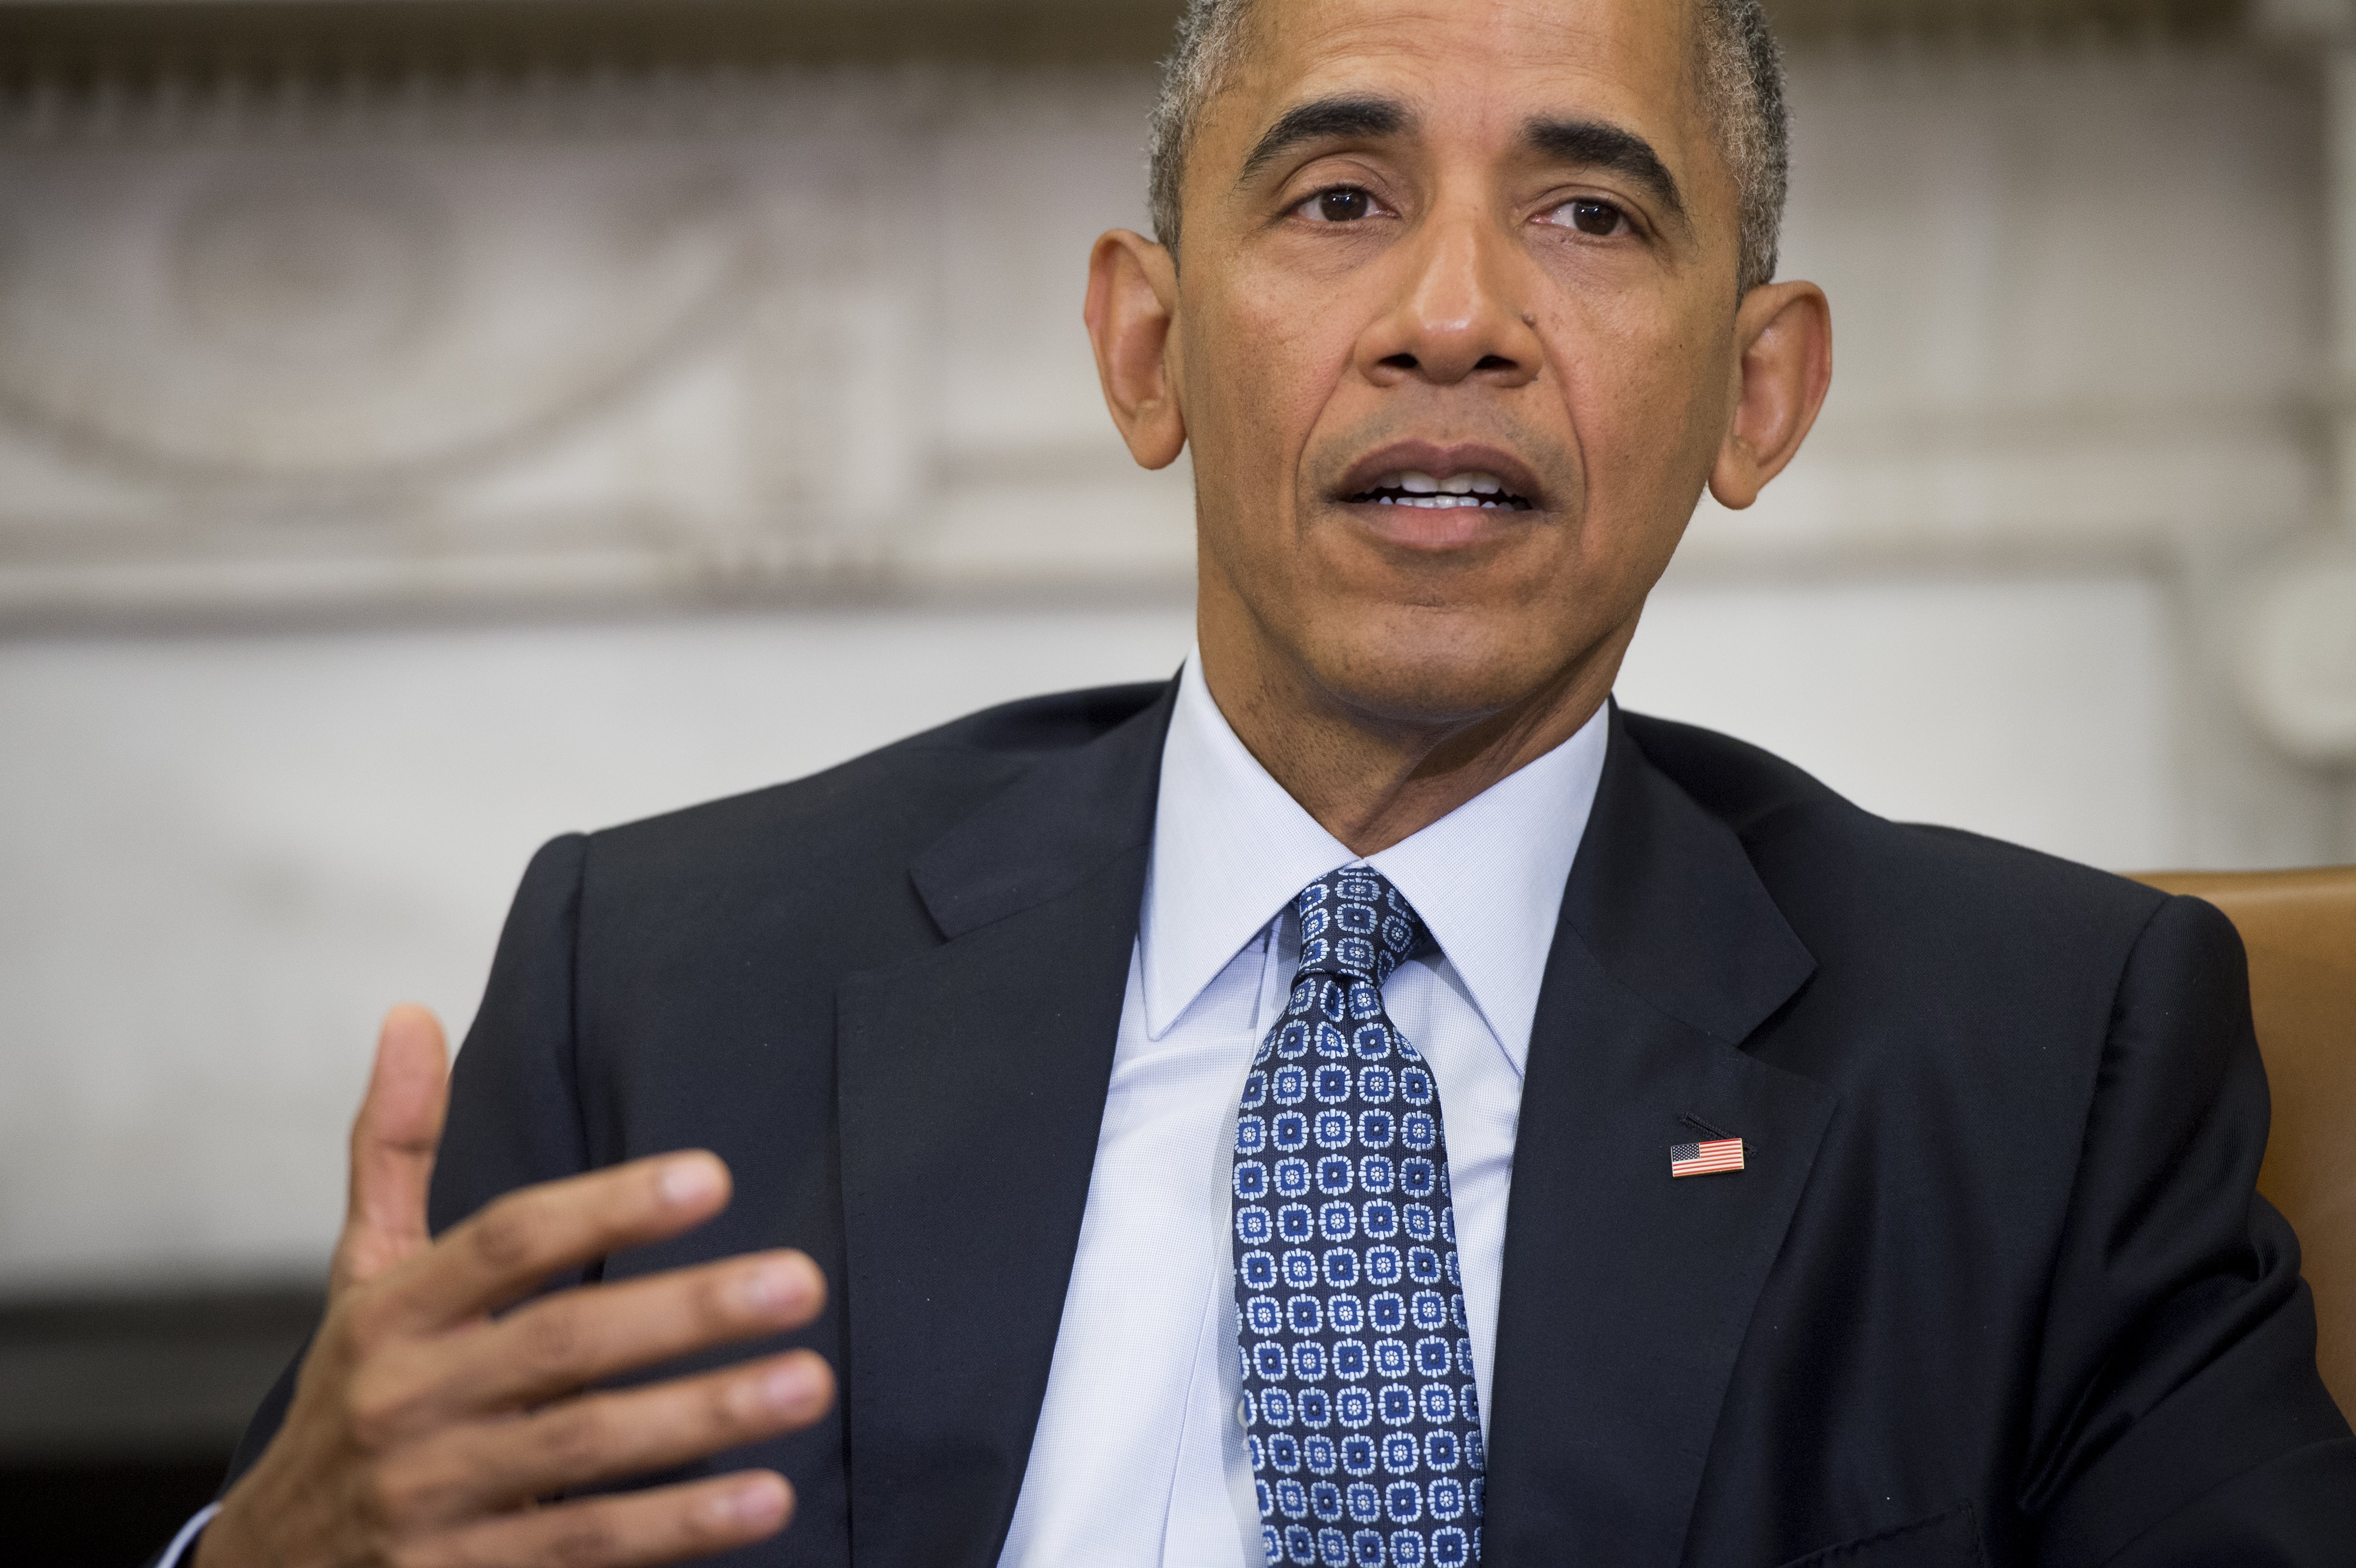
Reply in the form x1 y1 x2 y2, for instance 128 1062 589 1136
1543 295 1730 548
1187 270 1356 517
1242 294 1357 456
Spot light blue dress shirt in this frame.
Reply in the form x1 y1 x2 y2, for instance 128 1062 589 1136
996 655 1608 1566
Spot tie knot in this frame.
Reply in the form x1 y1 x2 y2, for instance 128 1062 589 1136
1293 868 1429 987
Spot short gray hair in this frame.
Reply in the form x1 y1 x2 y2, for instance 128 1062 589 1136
1144 0 1790 295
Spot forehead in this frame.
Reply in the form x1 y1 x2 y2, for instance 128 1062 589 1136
1213 0 1710 169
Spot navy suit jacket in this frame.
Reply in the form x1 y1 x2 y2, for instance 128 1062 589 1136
218 681 2356 1566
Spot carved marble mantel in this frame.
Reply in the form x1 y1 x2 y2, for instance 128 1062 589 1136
0 65 1196 621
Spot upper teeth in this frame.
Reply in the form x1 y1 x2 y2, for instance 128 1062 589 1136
1388 470 1504 494
1365 470 1516 508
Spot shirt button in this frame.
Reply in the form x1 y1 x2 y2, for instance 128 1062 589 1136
1236 1398 1250 1428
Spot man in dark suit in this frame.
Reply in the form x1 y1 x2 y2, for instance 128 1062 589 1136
178 0 2356 1564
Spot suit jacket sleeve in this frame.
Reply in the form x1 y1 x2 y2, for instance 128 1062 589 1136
2026 893 2356 1565
424 831 597 1239
212 833 597 1492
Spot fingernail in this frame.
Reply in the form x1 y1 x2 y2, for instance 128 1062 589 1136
658 1156 721 1207
753 1359 819 1413
703 1477 785 1529
739 1260 799 1313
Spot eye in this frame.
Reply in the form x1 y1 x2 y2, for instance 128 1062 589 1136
1544 197 1630 238
1296 186 1381 224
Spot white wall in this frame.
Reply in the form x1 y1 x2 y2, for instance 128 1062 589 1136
1619 572 2180 869
0 611 1197 1285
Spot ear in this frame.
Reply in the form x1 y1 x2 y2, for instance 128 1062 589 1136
1707 280 1832 510
1084 228 1188 470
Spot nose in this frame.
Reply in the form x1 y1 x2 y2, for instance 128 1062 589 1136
1354 204 1543 390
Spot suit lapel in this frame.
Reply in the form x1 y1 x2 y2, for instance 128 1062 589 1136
835 682 1174 1568
1485 706 1836 1568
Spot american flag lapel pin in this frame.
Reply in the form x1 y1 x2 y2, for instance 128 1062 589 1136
1671 1114 1745 1177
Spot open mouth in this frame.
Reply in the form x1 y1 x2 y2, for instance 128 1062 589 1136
1345 470 1535 511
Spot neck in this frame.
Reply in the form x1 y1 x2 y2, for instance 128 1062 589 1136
1198 608 1629 859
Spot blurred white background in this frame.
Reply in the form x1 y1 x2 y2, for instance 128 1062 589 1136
2 0 2354 1295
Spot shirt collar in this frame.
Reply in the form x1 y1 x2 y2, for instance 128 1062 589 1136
1140 652 1609 1070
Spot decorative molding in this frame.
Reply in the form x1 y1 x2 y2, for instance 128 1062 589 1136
0 47 2327 628
0 162 755 488
0 64 1209 625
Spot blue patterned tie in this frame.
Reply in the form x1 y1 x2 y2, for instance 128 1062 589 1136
1234 868 1484 1568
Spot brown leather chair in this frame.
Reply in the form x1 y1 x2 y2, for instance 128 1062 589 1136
2129 866 2356 1421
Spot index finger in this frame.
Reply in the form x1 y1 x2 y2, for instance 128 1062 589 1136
369 1151 732 1336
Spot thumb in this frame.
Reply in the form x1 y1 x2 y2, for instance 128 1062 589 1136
331 1003 449 1298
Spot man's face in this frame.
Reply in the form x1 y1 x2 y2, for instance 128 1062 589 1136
1167 0 1750 729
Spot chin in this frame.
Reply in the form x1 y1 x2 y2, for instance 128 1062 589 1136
1301 614 1578 729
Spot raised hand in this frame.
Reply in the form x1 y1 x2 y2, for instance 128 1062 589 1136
194 1004 834 1568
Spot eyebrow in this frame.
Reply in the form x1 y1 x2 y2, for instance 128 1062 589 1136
1522 117 1689 225
1236 94 1412 185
